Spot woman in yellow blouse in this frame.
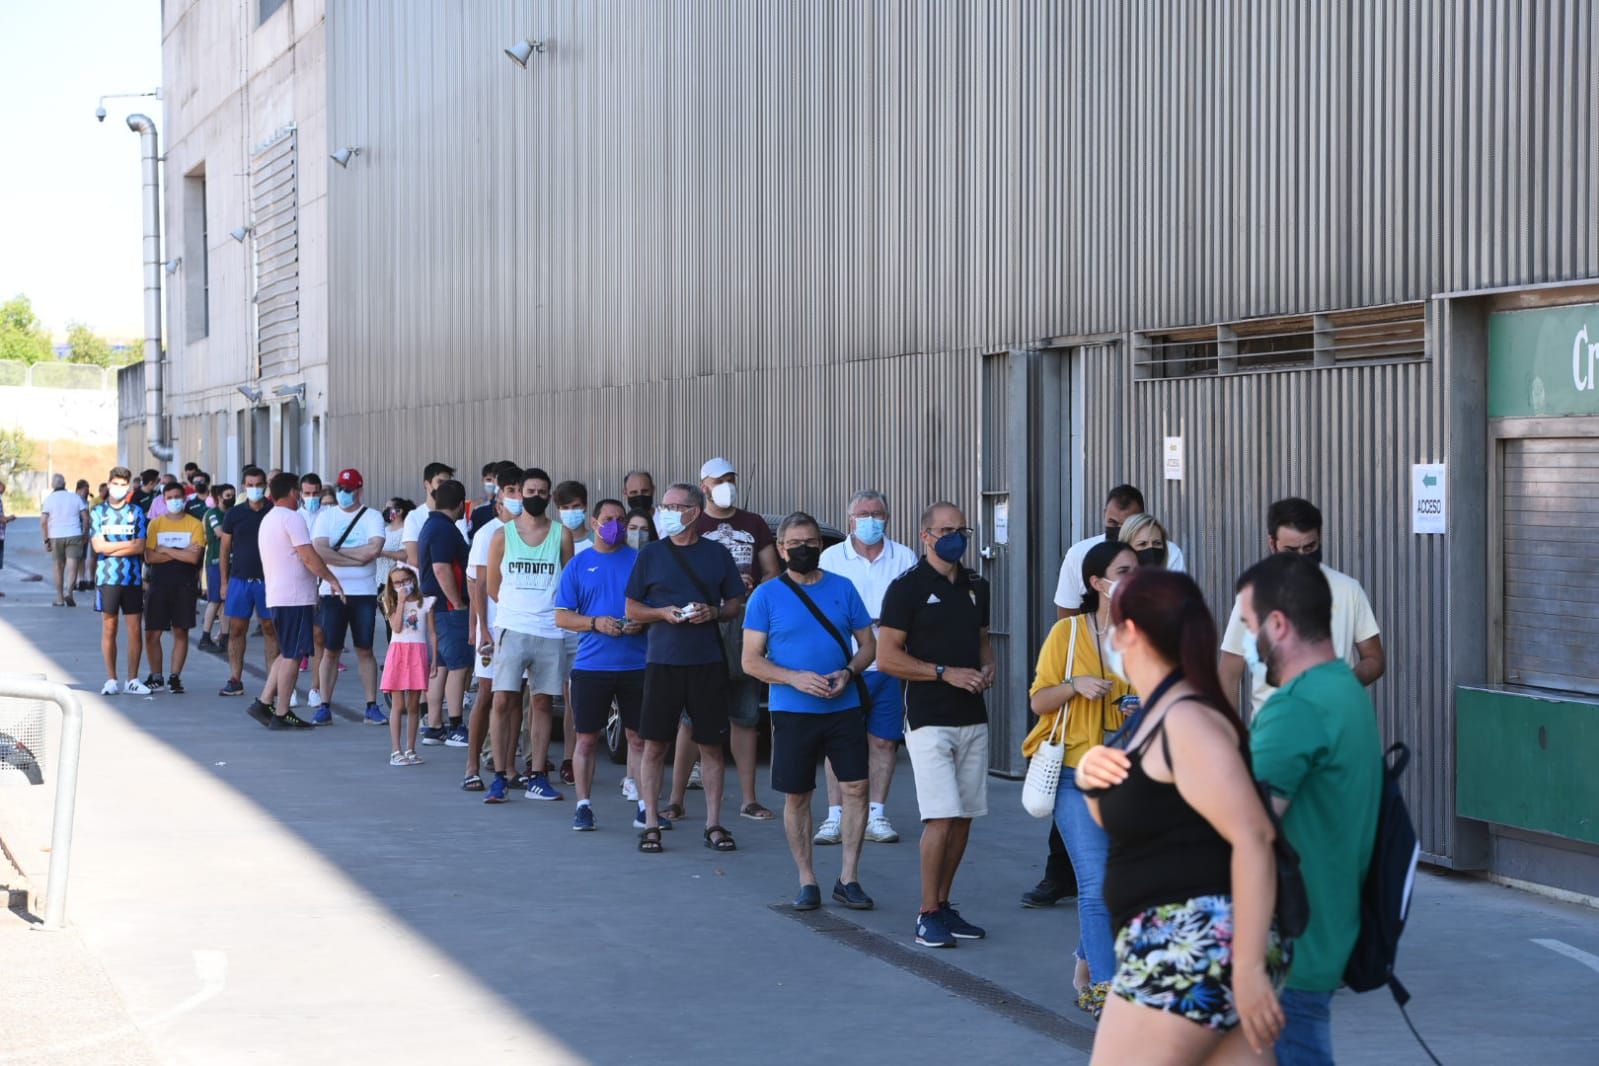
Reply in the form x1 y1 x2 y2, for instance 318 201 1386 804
1023 539 1137 1016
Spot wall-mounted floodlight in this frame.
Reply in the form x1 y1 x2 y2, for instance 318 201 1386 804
330 146 362 168
163 258 181 274
229 225 251 242
272 383 306 403
504 38 547 67
237 385 263 404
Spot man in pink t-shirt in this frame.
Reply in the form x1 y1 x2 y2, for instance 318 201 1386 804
246 472 345 730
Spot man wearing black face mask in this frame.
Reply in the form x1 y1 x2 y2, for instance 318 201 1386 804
878 502 995 949
624 469 656 515
1220 496 1384 717
742 512 878 912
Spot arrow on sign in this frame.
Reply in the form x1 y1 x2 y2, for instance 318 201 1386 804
1422 474 1439 487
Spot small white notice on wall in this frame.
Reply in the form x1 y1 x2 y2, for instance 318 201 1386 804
1412 464 1446 535
1163 437 1185 481
993 500 1009 545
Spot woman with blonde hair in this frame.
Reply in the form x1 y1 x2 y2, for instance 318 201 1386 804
1118 512 1170 568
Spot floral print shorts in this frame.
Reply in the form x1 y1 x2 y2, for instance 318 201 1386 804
1110 894 1293 1030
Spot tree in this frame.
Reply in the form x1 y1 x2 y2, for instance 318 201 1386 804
65 321 120 367
0 294 52 365
0 427 36 484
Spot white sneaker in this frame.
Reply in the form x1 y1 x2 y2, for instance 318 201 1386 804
621 777 639 802
123 678 151 696
308 688 323 709
813 816 842 845
865 814 901 843
101 679 120 695
289 690 299 708
687 762 703 790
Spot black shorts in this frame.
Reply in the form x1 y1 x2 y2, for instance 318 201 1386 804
771 708 869 795
639 662 729 745
569 668 645 735
96 584 144 616
143 584 198 632
320 594 378 651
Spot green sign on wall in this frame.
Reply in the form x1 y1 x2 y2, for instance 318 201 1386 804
1487 301 1599 418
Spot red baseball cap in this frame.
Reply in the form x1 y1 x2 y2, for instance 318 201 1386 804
335 468 364 490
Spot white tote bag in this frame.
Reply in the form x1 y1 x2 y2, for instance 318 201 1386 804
1021 619 1077 818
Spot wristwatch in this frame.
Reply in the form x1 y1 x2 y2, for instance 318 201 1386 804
935 664 946 681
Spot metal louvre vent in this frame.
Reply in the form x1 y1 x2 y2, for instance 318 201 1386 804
1135 302 1426 379
251 126 299 378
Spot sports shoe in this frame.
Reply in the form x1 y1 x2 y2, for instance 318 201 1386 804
419 725 447 746
620 777 639 802
363 703 389 726
864 815 900 843
217 634 230 654
687 762 703 790
311 707 333 726
524 773 564 801
123 678 152 696
559 758 575 785
196 633 217 652
298 656 309 672
793 884 821 911
485 776 508 804
143 673 165 692
915 910 957 949
246 700 274 727
281 710 316 730
813 816 842 845
940 903 986 940
289 690 299 708
266 714 294 731
832 880 875 910
1020 878 1075 908
308 688 323 709
444 725 469 747
220 678 244 697
100 679 120 696
167 674 184 694
632 806 673 830
389 750 407 766
572 804 596 831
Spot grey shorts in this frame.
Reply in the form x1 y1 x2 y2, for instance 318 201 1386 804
51 536 83 563
562 630 580 678
492 629 565 696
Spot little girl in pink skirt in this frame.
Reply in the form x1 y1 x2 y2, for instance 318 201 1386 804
379 565 435 765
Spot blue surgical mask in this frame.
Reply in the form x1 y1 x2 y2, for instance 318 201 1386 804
304 497 322 514
1242 628 1267 677
655 508 686 538
503 497 525 518
853 517 885 546
1102 624 1129 684
245 486 265 503
335 489 356 509
559 508 587 530
932 530 967 563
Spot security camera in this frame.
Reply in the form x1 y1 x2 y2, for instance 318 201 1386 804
95 105 107 122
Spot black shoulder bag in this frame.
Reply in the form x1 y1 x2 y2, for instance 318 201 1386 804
332 507 370 551
778 574 872 710
663 540 734 678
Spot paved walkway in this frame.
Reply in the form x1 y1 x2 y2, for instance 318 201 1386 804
1 519 1597 1064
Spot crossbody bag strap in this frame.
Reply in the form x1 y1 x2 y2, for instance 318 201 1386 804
779 574 872 709
332 507 369 551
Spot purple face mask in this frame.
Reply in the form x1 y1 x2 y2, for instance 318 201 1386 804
598 517 626 546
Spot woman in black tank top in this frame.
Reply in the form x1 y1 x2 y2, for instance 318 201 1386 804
1073 569 1290 1064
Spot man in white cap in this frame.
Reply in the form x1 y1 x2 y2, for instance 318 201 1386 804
662 457 780 822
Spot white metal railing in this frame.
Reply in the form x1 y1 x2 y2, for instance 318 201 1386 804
0 675 84 930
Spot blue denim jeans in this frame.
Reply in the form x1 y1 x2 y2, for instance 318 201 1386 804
1276 988 1335 1066
1054 773 1115 982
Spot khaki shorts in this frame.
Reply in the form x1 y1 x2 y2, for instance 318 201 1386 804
51 536 83 564
904 722 989 820
492 629 565 696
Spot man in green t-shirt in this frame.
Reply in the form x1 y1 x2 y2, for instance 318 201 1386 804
1234 552 1381 1066
198 485 234 652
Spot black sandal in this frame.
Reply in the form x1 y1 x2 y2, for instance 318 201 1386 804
638 828 663 853
460 773 485 792
660 802 686 821
704 825 737 852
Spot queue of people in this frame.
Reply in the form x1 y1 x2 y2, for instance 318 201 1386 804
63 456 1388 1066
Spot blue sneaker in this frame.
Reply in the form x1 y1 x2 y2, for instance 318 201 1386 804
312 706 333 726
524 773 564 801
939 903 986 940
484 776 508 804
572 804 596 831
916 909 957 948
632 806 673 831
364 703 389 726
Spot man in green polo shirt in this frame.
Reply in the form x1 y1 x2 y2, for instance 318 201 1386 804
1234 552 1381 1066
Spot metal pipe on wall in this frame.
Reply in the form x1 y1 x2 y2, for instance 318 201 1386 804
126 113 174 463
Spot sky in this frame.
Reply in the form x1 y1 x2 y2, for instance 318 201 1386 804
0 0 162 342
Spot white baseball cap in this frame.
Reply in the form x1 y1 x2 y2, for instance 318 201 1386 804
699 457 736 480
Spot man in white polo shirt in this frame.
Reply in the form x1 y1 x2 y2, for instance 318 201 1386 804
816 489 918 846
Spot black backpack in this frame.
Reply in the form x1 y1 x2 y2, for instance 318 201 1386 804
1344 742 1420 1003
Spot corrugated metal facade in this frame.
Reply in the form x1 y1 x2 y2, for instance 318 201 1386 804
324 0 1599 861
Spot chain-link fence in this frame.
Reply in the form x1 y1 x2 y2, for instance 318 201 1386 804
0 360 115 391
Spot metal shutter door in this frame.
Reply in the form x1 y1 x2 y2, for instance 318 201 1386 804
252 127 299 379
1502 437 1599 695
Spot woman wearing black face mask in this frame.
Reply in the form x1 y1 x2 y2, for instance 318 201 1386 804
1118 514 1170 568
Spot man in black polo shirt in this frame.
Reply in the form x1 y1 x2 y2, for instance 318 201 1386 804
878 501 995 950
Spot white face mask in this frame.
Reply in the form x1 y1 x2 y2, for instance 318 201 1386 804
710 482 737 509
108 483 130 501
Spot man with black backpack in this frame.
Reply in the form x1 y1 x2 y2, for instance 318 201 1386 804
742 512 878 912
1233 554 1382 1065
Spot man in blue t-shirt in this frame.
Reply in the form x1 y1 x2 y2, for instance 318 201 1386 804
554 499 649 826
743 511 877 912
624 482 745 851
417 478 472 745
89 466 151 696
